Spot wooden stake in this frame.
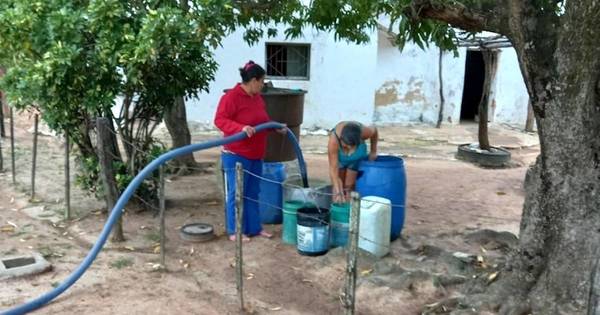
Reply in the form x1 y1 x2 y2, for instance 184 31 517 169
64 133 71 219
235 162 245 311
10 107 15 184
31 114 38 200
344 191 361 315
159 165 166 267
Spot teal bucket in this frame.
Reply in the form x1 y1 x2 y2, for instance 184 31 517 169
282 201 305 244
330 203 350 247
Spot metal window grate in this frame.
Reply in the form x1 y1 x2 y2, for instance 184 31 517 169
266 44 310 79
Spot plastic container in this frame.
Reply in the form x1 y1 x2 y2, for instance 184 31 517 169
330 203 350 247
258 162 286 224
356 156 406 240
296 207 330 256
282 200 305 244
358 196 391 258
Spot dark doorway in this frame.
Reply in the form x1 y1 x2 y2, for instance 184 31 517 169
460 50 485 121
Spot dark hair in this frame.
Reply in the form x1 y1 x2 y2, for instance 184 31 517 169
239 60 266 83
340 123 362 147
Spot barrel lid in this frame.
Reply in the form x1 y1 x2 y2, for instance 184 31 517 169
223 85 307 95
360 196 391 210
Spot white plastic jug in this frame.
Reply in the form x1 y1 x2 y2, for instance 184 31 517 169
358 196 391 258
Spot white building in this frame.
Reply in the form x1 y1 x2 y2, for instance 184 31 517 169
186 25 530 130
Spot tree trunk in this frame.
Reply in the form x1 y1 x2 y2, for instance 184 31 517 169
164 96 198 174
477 49 498 151
96 117 125 242
486 2 600 313
436 47 445 128
524 100 535 132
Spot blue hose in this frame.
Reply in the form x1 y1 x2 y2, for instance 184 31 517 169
2 122 307 315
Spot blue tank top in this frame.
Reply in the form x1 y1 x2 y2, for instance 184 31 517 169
332 124 368 167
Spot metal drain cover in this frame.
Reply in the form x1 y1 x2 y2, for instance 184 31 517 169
180 223 215 242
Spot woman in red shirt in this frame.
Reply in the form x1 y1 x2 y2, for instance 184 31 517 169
214 61 273 241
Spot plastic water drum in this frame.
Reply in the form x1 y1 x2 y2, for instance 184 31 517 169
258 162 286 224
330 203 350 247
356 156 406 240
358 196 391 258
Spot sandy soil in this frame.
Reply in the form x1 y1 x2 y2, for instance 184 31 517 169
0 112 539 314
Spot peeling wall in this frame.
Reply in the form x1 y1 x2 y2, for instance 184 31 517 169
185 26 377 130
372 29 466 125
183 25 529 130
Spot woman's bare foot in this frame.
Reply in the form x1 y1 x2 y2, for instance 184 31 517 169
258 230 273 238
229 234 250 242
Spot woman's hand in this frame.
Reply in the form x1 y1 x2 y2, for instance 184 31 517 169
276 123 287 135
368 151 377 161
242 125 256 137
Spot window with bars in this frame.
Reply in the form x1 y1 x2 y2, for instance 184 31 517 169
265 43 310 80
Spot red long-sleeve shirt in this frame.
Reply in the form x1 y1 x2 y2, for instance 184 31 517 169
214 83 270 160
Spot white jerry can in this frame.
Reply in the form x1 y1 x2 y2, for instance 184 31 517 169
358 196 391 258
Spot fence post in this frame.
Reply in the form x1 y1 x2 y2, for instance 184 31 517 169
159 165 166 267
10 107 15 184
344 191 361 315
64 132 71 219
235 162 245 311
31 114 38 200
0 124 3 172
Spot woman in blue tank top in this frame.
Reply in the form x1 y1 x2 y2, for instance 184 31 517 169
328 121 378 202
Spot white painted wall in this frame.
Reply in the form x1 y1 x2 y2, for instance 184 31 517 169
492 48 530 127
372 29 466 125
185 26 378 130
183 25 529 130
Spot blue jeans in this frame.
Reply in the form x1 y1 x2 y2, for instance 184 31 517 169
222 152 263 236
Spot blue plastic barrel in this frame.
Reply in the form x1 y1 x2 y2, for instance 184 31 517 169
356 156 406 240
258 162 286 224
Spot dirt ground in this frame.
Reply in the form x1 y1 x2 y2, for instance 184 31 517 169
0 113 539 314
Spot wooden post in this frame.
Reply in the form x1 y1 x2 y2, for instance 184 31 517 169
96 117 125 242
64 133 71 219
436 47 445 129
31 114 38 200
344 191 361 315
525 100 535 132
10 107 15 184
235 162 245 311
159 165 166 267
0 123 3 172
0 95 5 138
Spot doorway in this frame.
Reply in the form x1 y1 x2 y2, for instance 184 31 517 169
460 50 485 122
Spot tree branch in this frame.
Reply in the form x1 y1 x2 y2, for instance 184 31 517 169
407 0 512 36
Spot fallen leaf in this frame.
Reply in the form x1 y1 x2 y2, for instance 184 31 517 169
206 201 218 206
124 246 135 251
7 221 18 228
360 269 373 276
496 191 506 196
1 225 15 233
153 245 161 254
183 263 189 269
268 306 282 311
189 247 195 255
246 273 255 280
301 279 312 283
480 246 488 254
488 271 499 283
